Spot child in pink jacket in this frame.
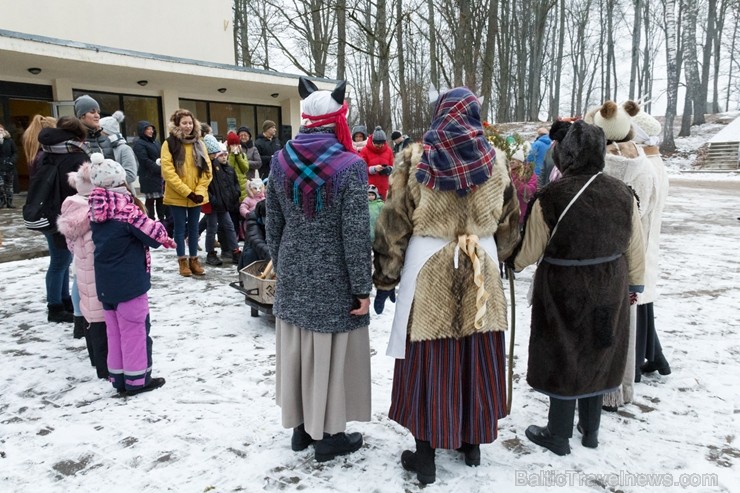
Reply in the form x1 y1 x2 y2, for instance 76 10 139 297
57 161 108 379
238 174 266 238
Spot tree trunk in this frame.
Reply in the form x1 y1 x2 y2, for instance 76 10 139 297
629 0 643 100
550 0 566 118
661 0 679 153
726 3 739 111
336 0 346 80
427 0 439 91
396 0 408 132
680 0 701 136
480 0 498 121
695 0 717 123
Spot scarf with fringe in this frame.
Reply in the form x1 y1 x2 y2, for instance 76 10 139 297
275 132 360 218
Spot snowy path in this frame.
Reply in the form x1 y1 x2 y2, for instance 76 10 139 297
1 178 738 492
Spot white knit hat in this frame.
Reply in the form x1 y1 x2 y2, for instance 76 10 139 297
511 149 525 162
100 111 125 136
89 152 126 188
591 101 632 142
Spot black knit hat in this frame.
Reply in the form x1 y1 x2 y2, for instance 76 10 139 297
391 130 402 141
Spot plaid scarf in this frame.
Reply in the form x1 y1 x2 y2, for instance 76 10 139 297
275 132 360 218
41 139 90 156
416 88 495 196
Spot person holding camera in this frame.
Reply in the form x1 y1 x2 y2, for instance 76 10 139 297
360 126 394 200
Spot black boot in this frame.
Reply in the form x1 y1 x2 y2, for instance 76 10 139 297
641 352 671 375
88 321 109 379
291 424 315 451
401 439 436 484
47 304 74 323
314 431 363 462
576 395 601 448
73 316 86 339
62 297 74 313
525 425 571 456
124 377 166 397
456 442 480 466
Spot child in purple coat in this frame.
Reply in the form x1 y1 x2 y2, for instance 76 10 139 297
88 153 175 396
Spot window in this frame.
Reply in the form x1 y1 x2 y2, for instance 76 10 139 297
180 99 280 141
73 90 163 142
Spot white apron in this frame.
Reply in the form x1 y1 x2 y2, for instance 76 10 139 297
387 234 499 359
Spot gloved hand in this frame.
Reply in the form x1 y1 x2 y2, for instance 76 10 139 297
188 192 204 204
379 165 393 176
162 237 177 249
629 292 638 305
374 289 396 314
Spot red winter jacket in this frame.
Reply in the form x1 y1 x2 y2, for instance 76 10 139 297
360 141 394 199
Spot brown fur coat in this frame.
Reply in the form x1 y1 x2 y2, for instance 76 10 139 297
372 143 520 342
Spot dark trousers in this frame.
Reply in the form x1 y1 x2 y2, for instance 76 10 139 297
145 197 165 221
635 302 667 371
85 321 109 379
548 395 603 438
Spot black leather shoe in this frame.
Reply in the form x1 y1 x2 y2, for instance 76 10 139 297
455 442 480 466
525 425 570 456
602 405 618 412
576 423 599 448
314 432 363 462
291 424 314 451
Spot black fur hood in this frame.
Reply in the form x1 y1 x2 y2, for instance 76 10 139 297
554 120 606 176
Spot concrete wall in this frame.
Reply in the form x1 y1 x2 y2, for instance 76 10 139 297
0 0 234 64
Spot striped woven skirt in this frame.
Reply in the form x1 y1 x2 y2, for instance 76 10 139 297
388 331 507 450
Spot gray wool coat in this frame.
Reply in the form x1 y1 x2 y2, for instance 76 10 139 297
265 151 372 334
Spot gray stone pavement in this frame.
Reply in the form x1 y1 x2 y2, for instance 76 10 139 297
0 193 49 263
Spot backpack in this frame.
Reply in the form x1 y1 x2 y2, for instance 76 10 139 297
23 152 62 232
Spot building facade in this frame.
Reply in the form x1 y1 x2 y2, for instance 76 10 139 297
0 0 331 189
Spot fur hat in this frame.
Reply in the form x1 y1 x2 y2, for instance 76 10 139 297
391 130 402 141
204 134 221 155
549 120 572 142
554 121 606 175
100 111 125 136
89 152 126 188
248 173 264 195
368 184 380 199
372 126 387 143
624 100 662 139
589 101 632 142
511 149 525 162
67 161 95 196
226 131 241 147
74 95 100 118
262 120 277 132
352 125 368 139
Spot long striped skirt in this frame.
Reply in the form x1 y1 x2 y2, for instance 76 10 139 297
388 330 507 450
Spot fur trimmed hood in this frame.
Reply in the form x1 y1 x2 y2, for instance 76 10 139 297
57 195 91 241
167 119 202 141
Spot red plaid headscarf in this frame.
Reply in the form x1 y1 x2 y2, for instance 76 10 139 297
416 88 495 196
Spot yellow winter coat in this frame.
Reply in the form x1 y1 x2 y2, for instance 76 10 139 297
161 136 212 207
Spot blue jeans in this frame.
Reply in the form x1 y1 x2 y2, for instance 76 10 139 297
170 205 201 257
205 211 238 253
71 276 81 316
43 232 72 305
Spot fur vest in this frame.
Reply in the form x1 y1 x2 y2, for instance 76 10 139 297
372 143 520 342
514 173 646 398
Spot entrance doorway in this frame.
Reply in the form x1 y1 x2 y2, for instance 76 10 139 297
8 99 53 190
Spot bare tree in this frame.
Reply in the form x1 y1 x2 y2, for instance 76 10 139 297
661 0 680 153
629 0 643 99
680 0 701 136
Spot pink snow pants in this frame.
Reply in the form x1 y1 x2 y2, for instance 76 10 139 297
103 293 152 391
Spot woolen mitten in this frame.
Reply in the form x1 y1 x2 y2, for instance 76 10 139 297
374 289 395 314
188 192 204 204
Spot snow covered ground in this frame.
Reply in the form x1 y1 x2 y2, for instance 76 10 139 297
1 175 738 493
1 115 739 492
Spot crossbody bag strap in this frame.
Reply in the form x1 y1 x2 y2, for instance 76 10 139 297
548 172 602 245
